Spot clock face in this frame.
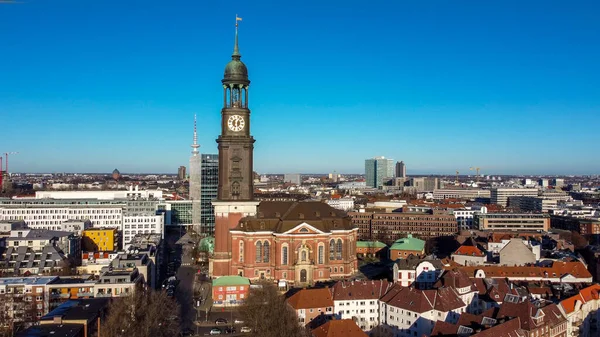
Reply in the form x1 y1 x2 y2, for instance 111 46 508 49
227 115 245 132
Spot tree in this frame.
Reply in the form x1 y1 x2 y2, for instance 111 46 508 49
103 289 180 337
239 282 306 337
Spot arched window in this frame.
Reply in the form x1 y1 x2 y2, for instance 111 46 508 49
263 241 270 263
301 250 307 262
336 239 343 260
282 246 288 265
255 241 262 263
239 241 244 262
318 245 324 264
329 240 335 260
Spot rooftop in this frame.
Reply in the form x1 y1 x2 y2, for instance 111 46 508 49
287 288 333 309
41 298 111 322
390 234 425 252
16 324 84 337
212 275 250 287
0 276 58 286
311 319 368 337
356 241 387 249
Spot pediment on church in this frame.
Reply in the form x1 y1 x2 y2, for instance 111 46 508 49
282 222 325 235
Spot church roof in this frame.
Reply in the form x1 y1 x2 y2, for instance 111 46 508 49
234 201 355 233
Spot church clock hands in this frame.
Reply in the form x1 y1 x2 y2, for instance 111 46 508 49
227 114 245 132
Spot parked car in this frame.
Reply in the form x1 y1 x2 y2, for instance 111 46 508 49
215 318 228 325
240 327 252 333
234 319 244 325
209 328 222 335
225 327 236 334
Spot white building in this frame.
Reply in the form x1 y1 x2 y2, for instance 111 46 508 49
326 197 354 211
488 237 541 260
392 257 444 289
284 173 301 185
559 284 600 337
122 214 164 249
452 205 487 230
379 284 466 337
330 280 392 331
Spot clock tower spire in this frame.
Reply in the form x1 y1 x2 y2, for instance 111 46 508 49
211 16 259 278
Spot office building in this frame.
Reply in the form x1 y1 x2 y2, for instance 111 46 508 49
490 187 539 207
395 161 406 178
201 154 219 236
364 156 394 188
474 213 550 231
284 173 301 185
177 165 186 180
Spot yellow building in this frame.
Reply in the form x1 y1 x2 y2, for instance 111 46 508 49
82 228 119 252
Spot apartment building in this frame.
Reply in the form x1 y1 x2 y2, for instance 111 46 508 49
330 280 392 331
450 261 593 283
82 228 119 252
287 288 334 327
559 284 600 337
474 213 550 231
0 276 57 324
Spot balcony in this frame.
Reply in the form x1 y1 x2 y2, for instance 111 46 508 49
95 293 113 298
77 292 94 297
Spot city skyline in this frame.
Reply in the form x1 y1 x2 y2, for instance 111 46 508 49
2 1 599 175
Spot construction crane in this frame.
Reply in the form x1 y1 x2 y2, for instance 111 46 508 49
455 171 459 185
4 152 18 174
470 167 481 183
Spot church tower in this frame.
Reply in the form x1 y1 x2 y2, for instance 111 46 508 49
210 18 260 277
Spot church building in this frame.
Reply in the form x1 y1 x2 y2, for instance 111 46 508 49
209 20 358 286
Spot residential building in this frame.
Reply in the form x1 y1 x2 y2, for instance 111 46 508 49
496 301 568 337
95 265 143 298
490 188 539 207
15 324 84 337
177 165 186 180
558 284 600 337
365 156 394 188
451 245 486 266
46 277 96 310
81 228 118 252
211 275 250 307
389 234 425 259
471 278 522 313
435 269 479 314
450 261 593 283
225 202 358 286
110 251 156 289
487 233 542 260
311 319 368 337
499 238 536 266
287 288 334 327
392 256 444 288
126 233 163 289
39 298 110 337
284 174 302 185
378 284 466 337
201 154 219 236
330 280 392 331
474 213 550 232
395 161 406 179
0 276 57 325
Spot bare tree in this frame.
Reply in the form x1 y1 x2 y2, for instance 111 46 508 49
103 290 180 337
239 282 306 337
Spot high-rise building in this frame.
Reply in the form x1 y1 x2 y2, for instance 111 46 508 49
395 161 406 178
189 115 202 230
177 166 186 180
365 156 394 188
201 154 218 235
284 173 301 185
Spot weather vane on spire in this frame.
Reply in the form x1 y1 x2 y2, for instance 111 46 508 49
236 14 242 28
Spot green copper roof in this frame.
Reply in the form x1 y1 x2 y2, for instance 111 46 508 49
356 241 387 248
390 234 425 251
212 275 250 287
199 236 214 254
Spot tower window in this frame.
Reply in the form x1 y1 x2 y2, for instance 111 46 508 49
336 239 343 260
282 246 288 265
329 240 335 260
318 245 324 264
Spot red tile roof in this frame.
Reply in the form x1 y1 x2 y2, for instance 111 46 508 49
311 319 368 337
447 261 592 280
380 283 465 313
559 284 600 314
287 288 334 310
453 245 486 257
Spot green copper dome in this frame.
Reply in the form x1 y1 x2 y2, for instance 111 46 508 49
223 25 249 83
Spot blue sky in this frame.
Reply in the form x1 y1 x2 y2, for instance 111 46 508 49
1 0 599 175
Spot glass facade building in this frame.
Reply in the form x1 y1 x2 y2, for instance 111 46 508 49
365 156 394 188
201 154 219 236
